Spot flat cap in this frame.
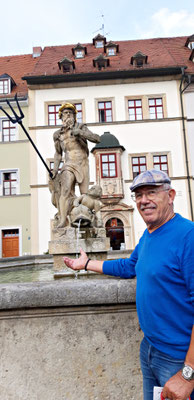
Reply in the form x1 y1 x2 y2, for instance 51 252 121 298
130 169 171 192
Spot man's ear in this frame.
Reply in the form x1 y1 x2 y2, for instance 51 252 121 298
168 189 176 204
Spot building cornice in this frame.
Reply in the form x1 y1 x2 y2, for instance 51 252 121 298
22 67 185 85
28 116 184 131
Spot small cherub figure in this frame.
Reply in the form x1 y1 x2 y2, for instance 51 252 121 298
70 185 103 227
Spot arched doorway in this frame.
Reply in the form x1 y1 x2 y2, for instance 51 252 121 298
105 218 125 250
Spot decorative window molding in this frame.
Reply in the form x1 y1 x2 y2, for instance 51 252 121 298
93 34 106 48
0 169 19 196
47 101 84 125
129 152 171 180
131 51 148 67
125 94 167 120
72 43 87 59
97 100 113 122
58 57 75 73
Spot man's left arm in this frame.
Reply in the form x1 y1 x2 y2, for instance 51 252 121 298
162 326 194 400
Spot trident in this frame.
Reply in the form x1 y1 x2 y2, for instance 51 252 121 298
0 94 53 178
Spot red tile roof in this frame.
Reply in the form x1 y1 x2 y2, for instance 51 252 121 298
24 35 194 78
0 53 37 99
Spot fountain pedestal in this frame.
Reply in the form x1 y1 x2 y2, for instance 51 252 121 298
49 221 110 271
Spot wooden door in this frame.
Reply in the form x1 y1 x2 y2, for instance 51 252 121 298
2 230 19 258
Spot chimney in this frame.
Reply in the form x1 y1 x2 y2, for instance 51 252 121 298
32 47 42 58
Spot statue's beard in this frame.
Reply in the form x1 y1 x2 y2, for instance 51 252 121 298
63 117 74 129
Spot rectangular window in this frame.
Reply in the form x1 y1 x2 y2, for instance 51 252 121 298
98 101 112 122
0 79 9 94
101 153 117 178
75 103 83 123
3 172 17 196
149 98 163 119
48 103 83 125
75 50 84 58
2 120 16 142
128 99 143 121
50 161 64 171
95 41 104 48
48 105 61 126
153 155 168 174
107 48 116 56
132 156 147 178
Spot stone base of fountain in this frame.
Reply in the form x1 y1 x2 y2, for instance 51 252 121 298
49 221 110 271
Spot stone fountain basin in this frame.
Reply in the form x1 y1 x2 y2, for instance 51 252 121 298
0 278 136 310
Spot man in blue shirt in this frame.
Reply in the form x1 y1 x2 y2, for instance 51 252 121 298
64 169 194 400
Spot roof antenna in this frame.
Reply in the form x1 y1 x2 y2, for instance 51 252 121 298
93 12 110 36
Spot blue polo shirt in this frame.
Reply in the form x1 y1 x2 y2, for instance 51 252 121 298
103 213 194 359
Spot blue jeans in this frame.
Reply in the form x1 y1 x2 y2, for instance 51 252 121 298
140 337 194 400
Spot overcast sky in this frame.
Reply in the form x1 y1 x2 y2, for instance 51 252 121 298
1 0 194 57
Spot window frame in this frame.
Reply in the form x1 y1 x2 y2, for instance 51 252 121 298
125 94 167 120
0 169 19 196
46 101 84 125
2 119 16 142
100 153 117 178
97 99 113 123
131 156 147 178
0 78 10 95
129 152 171 180
148 97 164 120
128 99 143 121
48 104 61 126
49 160 64 171
153 154 169 174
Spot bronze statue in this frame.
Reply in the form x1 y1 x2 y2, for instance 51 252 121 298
50 103 100 228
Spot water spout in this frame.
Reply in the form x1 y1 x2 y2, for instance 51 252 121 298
75 219 82 279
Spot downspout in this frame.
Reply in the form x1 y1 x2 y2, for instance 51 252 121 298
179 68 193 221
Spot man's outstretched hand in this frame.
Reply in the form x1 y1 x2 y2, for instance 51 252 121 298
64 248 88 271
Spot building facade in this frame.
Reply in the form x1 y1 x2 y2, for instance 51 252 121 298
1 35 194 256
22 34 194 254
0 52 37 257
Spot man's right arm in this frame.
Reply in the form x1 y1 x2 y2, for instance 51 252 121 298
64 246 138 278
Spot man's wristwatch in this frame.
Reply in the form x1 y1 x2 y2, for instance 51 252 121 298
182 364 194 380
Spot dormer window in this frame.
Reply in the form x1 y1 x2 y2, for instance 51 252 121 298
131 51 148 67
0 74 15 95
93 34 106 49
93 54 110 70
58 57 75 73
104 41 119 56
185 34 194 50
72 43 87 59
